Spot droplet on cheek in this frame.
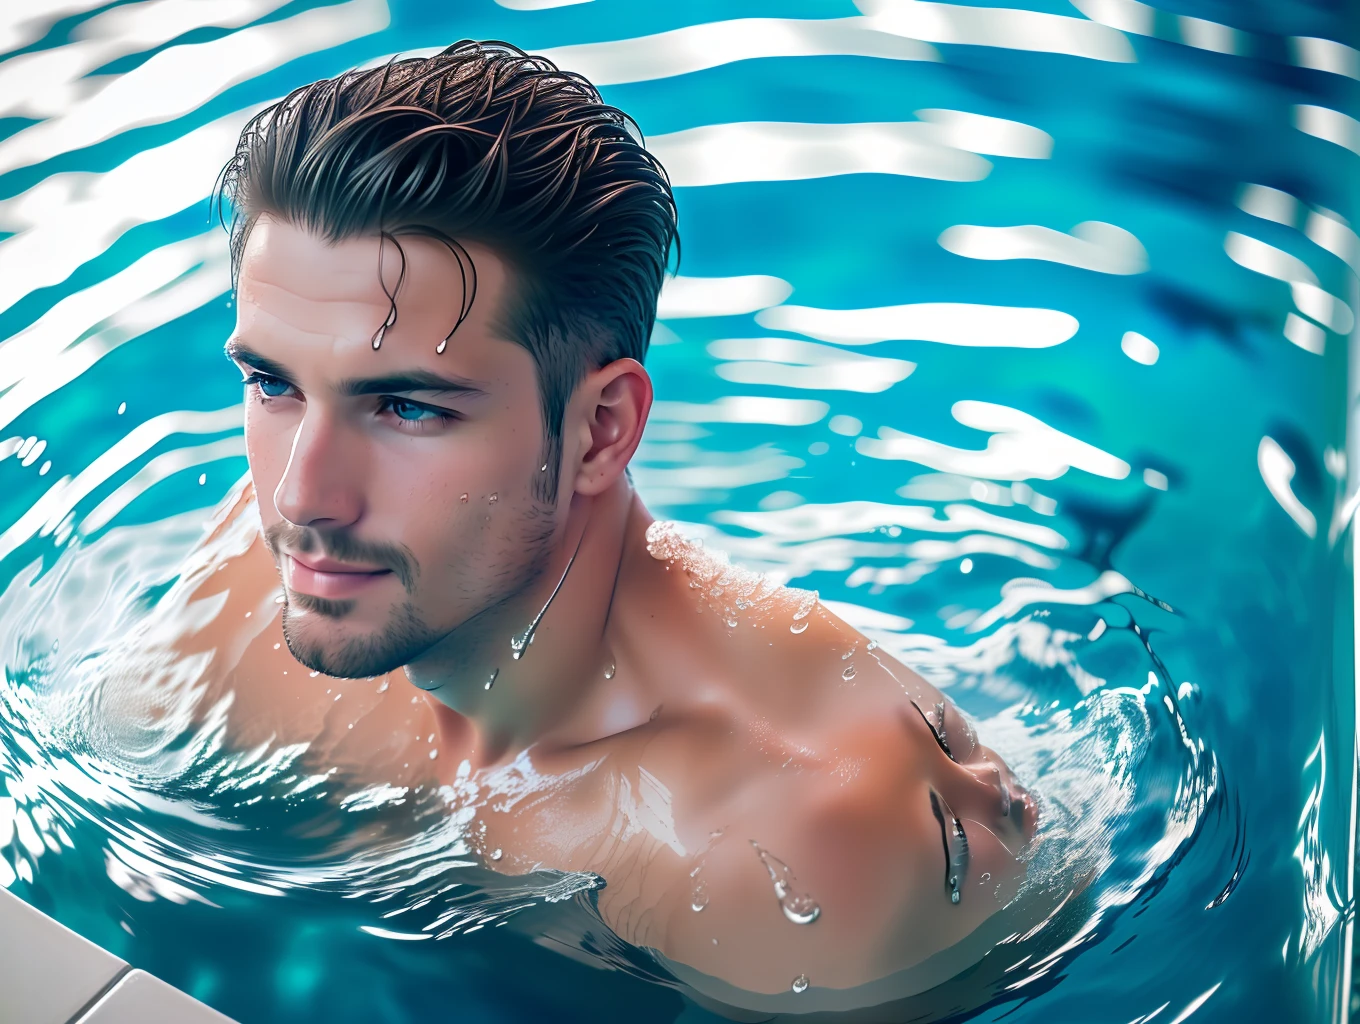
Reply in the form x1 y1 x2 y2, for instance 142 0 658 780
488 492 498 504
460 493 469 503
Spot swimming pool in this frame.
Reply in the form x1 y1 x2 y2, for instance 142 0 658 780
0 0 1355 1020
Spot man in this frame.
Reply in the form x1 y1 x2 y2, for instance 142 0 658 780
163 39 1036 1013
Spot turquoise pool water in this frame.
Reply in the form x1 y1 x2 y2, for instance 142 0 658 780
0 1 1356 1020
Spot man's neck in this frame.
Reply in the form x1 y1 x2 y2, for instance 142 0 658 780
403 477 646 767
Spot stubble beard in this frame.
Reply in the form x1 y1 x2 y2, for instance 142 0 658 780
276 492 559 681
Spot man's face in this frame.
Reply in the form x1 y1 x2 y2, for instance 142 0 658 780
229 216 559 679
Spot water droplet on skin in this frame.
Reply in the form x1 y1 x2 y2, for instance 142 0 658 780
979 872 991 884
426 734 434 743
460 493 469 503
604 663 616 680
867 640 878 651
691 888 709 912
712 938 719 946
490 848 503 861
931 792 970 906
488 492 498 504
782 893 821 925
376 679 388 692
428 749 438 760
792 975 809 994
726 618 738 628
540 464 547 472
510 535 583 660
751 842 821 925
841 665 856 681
790 620 809 634
485 668 500 691
273 643 281 650
334 693 342 702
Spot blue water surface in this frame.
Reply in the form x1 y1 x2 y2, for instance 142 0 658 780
0 1 1356 1021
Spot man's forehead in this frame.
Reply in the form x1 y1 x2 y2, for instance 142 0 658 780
235 216 512 362
239 216 485 303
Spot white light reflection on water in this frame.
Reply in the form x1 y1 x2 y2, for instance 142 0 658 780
757 301 1078 348
0 112 249 318
1258 436 1318 539
1290 733 1345 964
1294 103 1360 158
856 0 1136 62
967 571 1134 634
940 221 1147 275
707 337 916 393
0 0 388 177
859 401 1130 482
656 274 791 319
536 16 938 86
648 120 992 187
0 0 295 121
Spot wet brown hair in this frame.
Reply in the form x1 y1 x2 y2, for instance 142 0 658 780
213 39 679 502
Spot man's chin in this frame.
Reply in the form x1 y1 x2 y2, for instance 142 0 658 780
280 599 441 679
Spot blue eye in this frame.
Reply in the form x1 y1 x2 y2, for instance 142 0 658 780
258 377 291 398
241 373 293 399
386 398 439 422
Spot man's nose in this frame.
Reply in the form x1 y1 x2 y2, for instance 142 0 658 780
273 410 365 529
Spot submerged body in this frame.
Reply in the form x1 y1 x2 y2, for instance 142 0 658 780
134 468 1037 1009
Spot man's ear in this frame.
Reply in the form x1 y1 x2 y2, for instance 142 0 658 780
568 358 652 497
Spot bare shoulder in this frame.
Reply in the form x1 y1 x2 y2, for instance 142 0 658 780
639 705 949 990
636 602 1031 1002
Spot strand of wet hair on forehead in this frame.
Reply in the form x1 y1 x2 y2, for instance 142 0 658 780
367 228 477 353
371 230 406 350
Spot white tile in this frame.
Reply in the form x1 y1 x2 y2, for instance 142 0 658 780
80 969 236 1024
0 888 126 1024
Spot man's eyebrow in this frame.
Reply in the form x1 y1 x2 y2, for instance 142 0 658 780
225 340 293 381
225 340 488 399
336 370 488 400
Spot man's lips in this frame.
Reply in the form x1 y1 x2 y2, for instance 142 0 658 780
285 552 392 600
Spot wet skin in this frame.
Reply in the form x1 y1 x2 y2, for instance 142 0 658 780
125 217 1039 1008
